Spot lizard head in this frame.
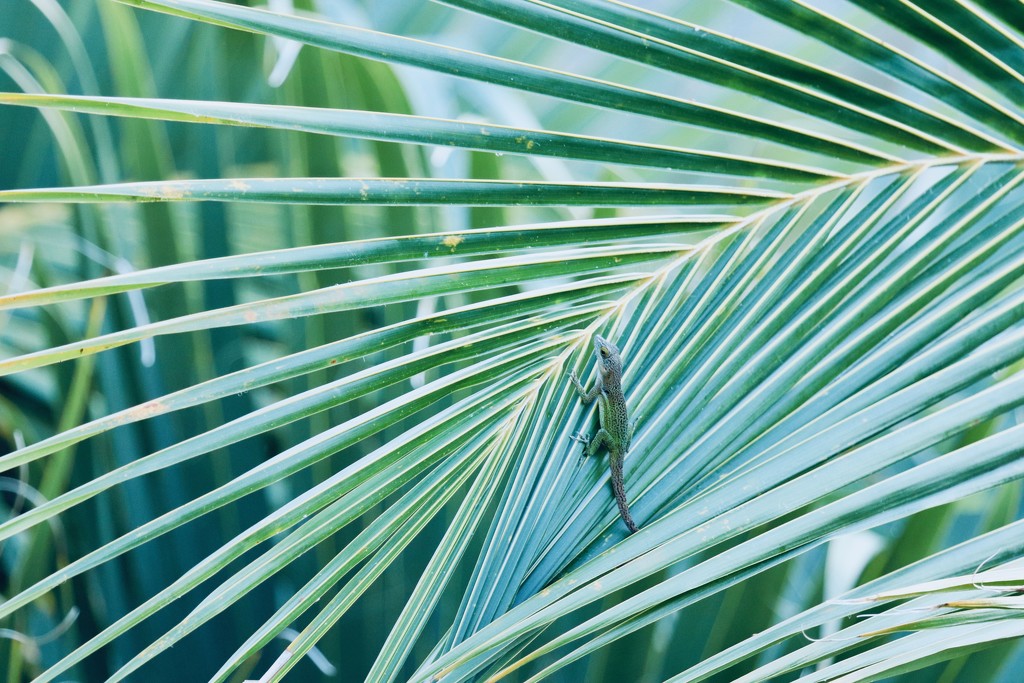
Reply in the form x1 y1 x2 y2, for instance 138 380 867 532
593 334 622 378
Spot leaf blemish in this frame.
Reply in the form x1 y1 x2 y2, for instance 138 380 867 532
129 400 168 419
146 184 187 200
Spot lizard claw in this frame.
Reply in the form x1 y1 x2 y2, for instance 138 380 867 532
569 431 591 457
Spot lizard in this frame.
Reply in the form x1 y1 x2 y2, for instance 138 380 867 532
569 334 640 533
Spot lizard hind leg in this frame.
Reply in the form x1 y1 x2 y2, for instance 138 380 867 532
569 431 590 452
586 428 610 458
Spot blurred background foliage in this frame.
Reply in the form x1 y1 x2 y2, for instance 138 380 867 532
1 1 1024 682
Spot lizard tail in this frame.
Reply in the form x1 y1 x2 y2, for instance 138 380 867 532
610 454 639 533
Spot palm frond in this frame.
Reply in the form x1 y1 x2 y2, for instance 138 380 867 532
2 0 1024 681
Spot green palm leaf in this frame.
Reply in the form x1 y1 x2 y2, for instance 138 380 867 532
2 0 1023 681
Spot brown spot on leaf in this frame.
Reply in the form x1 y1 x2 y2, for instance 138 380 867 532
442 235 463 252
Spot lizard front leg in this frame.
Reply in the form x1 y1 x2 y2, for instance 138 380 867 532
569 370 602 405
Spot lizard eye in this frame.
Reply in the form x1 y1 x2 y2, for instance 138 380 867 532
599 347 609 357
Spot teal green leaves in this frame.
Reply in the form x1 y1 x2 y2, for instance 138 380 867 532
3 0 1024 681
